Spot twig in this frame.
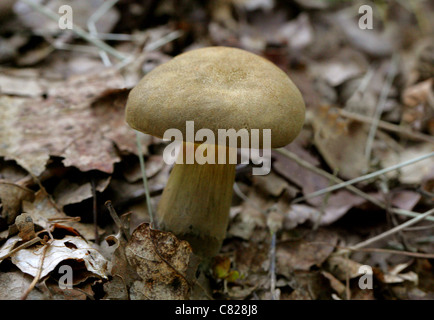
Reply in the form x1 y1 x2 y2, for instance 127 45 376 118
365 54 399 162
136 131 155 228
269 232 277 300
275 148 434 222
105 200 130 241
91 177 98 244
291 151 434 204
0 237 42 262
338 109 434 144
21 240 51 300
308 241 434 259
87 0 119 66
349 208 434 250
350 247 434 259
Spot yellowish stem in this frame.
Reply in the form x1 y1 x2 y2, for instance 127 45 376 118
157 142 236 258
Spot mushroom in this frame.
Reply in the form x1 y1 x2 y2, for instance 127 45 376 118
125 46 305 258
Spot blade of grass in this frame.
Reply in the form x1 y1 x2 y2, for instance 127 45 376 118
291 151 434 204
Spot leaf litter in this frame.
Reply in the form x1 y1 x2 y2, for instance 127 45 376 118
0 0 433 300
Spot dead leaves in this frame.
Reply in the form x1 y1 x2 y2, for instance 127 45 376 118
0 68 149 177
5 235 108 280
108 223 199 300
0 181 34 224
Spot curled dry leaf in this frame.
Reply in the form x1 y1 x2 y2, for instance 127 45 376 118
125 223 198 300
380 261 418 285
23 190 101 241
325 254 363 281
2 235 108 279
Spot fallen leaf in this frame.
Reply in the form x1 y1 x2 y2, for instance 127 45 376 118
325 254 363 281
276 228 337 277
0 69 132 176
312 107 370 180
23 190 100 241
0 271 46 300
3 235 108 279
0 181 35 224
125 223 198 300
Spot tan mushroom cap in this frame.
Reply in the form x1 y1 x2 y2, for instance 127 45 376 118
125 46 305 148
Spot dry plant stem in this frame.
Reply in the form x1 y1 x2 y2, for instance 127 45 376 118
292 152 434 204
269 232 277 300
87 0 119 66
353 247 434 259
365 54 398 162
275 148 434 222
136 131 155 228
338 109 434 144
349 208 434 251
21 241 50 300
91 177 98 244
0 237 42 262
105 200 130 241
157 143 236 258
19 0 128 61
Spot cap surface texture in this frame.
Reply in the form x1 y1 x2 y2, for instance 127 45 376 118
126 46 305 148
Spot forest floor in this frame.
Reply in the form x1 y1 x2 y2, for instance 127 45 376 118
0 0 433 300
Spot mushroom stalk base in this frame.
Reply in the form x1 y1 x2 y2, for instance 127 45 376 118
157 143 236 258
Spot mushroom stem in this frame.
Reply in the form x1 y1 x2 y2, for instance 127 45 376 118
157 142 236 258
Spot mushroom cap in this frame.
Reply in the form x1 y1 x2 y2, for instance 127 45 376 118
125 46 305 148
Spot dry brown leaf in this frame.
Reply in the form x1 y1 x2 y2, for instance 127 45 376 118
382 142 434 184
325 254 363 281
276 228 337 277
0 271 46 300
1 235 108 279
53 175 111 209
0 181 34 224
23 190 100 241
125 223 198 300
312 109 370 180
227 189 267 241
0 69 144 176
252 171 297 198
390 190 421 211
402 78 434 108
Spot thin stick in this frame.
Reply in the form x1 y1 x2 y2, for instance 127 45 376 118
291 151 434 204
275 148 434 222
269 232 277 300
87 0 119 66
365 54 399 162
307 241 434 259
105 200 130 241
91 177 98 244
351 247 434 259
19 0 128 61
21 241 50 300
0 237 42 262
349 208 434 250
136 131 155 228
338 109 434 144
